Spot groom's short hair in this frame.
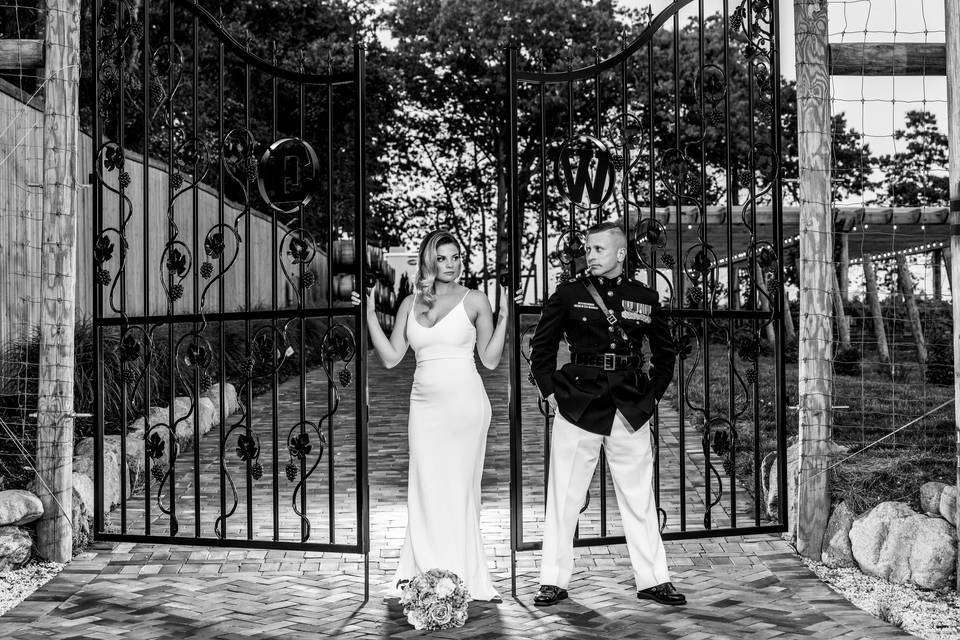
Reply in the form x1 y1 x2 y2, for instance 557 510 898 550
585 220 627 250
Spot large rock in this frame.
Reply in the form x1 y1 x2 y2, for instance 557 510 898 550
765 440 847 541
75 434 144 486
204 383 240 423
821 501 856 568
71 487 91 549
0 489 44 526
172 396 215 445
850 501 957 590
127 406 170 434
939 485 957 527
0 525 32 572
71 472 94 523
73 436 130 513
920 482 947 514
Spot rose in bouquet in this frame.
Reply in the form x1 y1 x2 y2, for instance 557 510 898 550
399 569 470 630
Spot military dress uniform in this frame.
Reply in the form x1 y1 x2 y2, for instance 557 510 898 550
530 271 677 596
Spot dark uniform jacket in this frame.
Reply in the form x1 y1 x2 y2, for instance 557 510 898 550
530 272 677 435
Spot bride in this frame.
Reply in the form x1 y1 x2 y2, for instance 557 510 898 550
353 229 509 601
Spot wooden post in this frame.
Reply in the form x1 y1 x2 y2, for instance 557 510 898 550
933 249 943 301
862 255 890 363
838 232 850 302
35 0 81 563
896 254 928 365
794 0 832 559
830 267 851 349
943 0 960 593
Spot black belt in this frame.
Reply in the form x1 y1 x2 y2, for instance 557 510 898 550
571 352 640 371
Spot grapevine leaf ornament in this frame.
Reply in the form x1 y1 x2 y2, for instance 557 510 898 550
235 433 258 462
204 232 226 259
94 235 115 264
166 247 188 276
288 433 312 459
145 432 165 459
119 334 141 362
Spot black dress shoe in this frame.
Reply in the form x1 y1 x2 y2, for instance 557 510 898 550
534 584 568 606
637 582 686 606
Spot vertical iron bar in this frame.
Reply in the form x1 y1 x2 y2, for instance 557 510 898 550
594 47 608 538
298 54 307 542
647 40 661 525
92 0 104 540
244 58 253 539
746 0 761 527
142 0 152 535
167 0 177 536
770 0 788 530
192 2 201 539
117 0 128 535
698 0 712 530
538 60 549 509
506 45 521 597
722 0 738 528
673 11 687 532
354 42 371 600
270 42 279 542
217 23 226 540
327 59 336 544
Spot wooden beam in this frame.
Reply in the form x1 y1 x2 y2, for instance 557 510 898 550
755 262 777 344
943 0 960 594
830 42 947 76
794 0 832 560
896 254 928 365
862 255 890 363
0 39 44 69
830 267 851 350
35 0 80 564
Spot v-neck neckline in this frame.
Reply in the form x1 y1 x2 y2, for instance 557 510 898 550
412 290 469 329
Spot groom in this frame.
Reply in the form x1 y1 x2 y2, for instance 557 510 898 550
529 220 685 607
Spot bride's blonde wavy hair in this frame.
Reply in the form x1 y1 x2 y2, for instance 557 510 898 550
416 230 460 304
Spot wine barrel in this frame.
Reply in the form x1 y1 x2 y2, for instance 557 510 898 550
333 273 354 300
332 240 355 270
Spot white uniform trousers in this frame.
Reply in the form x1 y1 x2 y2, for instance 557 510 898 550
539 409 670 591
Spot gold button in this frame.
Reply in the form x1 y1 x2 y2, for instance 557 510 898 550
608 326 615 332
581 316 587 321
607 291 613 297
610 343 617 349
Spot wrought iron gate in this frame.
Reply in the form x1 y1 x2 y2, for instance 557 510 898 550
90 0 369 574
506 0 789 571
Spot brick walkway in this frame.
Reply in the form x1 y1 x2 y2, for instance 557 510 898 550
0 352 912 639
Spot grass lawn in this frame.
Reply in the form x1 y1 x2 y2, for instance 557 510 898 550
667 342 955 514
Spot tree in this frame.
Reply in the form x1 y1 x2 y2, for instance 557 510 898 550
878 110 950 207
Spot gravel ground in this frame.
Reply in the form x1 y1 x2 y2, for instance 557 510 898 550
804 558 960 640
0 560 64 617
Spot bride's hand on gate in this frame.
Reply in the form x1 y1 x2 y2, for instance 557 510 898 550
349 287 377 310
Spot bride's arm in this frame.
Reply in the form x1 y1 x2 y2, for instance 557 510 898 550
353 290 412 369
472 288 509 370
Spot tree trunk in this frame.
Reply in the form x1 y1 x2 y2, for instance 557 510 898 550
831 267 851 350
896 254 928 365
862 255 890 363
837 232 850 301
933 249 943 301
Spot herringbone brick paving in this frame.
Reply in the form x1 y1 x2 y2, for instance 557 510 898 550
1 350 913 638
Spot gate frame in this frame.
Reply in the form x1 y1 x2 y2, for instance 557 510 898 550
90 0 370 594
505 0 789 594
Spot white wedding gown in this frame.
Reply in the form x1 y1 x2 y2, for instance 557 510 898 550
389 291 500 601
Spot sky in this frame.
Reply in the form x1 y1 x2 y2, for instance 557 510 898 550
623 0 950 174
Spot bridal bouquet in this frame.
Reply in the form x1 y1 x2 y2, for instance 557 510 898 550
399 569 470 630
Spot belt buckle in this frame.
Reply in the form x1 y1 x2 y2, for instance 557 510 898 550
602 353 616 371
